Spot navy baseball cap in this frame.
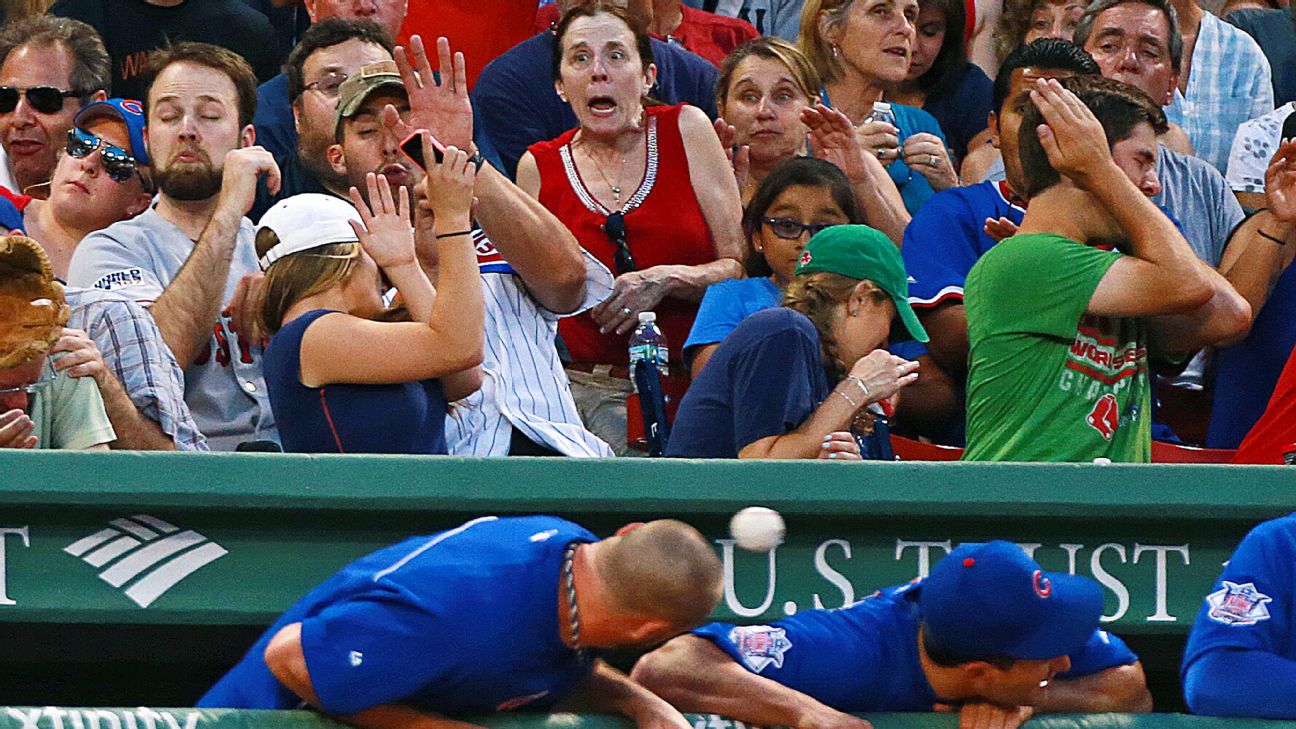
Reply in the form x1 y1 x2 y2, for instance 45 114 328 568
74 99 150 166
918 541 1103 661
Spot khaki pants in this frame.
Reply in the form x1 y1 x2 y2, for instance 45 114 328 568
566 369 644 458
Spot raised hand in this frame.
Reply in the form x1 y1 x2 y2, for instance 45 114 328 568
854 118 901 167
803 104 876 183
847 350 920 404
713 117 750 191
50 328 108 384
216 146 281 218
1264 138 1296 224
349 172 417 271
0 409 36 449
1030 77 1115 189
419 140 477 227
395 35 473 151
983 216 1020 242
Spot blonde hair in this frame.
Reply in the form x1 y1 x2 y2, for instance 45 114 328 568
716 37 822 110
600 520 723 630
783 271 887 379
256 228 359 334
798 0 856 84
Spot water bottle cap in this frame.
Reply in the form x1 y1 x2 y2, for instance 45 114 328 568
638 311 656 323
872 101 892 113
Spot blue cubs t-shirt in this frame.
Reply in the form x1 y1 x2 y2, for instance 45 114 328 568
903 180 1024 310
199 516 597 715
693 581 1138 712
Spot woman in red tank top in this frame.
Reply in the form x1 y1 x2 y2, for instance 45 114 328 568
517 4 744 453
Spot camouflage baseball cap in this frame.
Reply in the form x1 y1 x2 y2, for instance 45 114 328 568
334 60 406 135
0 236 69 368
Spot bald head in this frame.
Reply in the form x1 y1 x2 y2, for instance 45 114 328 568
597 520 723 630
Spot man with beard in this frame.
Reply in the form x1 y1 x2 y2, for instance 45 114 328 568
249 18 395 222
329 54 615 456
67 42 281 451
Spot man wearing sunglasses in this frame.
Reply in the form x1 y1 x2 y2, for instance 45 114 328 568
0 16 110 201
0 235 114 451
67 43 281 451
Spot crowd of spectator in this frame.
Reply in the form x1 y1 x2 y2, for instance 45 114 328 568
0 0 1294 465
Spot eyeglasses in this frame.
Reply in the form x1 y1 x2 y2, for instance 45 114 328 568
0 383 43 415
303 72 349 99
66 127 142 183
0 86 80 114
603 211 636 275
763 217 834 241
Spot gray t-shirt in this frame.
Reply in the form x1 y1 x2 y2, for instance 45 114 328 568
683 0 803 40
66 207 278 451
1155 145 1245 267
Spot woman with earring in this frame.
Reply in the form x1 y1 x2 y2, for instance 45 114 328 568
517 3 745 456
800 0 958 214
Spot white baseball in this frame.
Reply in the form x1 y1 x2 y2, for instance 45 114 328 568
730 506 785 552
1092 457 1112 465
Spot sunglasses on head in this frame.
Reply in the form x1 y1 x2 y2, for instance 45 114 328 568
66 127 141 183
602 211 636 275
0 86 79 114
763 217 833 241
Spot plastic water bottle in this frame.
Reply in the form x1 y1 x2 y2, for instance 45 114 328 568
628 312 669 379
865 101 897 127
629 312 671 456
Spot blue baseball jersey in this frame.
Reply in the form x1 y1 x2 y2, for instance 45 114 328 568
1183 513 1296 672
199 516 597 715
903 180 1024 310
693 581 1138 712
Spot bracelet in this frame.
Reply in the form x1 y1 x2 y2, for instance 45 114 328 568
844 375 871 400
831 387 859 409
435 230 474 240
1258 228 1288 246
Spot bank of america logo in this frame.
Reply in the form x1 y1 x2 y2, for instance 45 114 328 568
64 515 228 608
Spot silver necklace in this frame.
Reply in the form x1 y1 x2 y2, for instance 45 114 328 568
563 544 585 655
584 147 625 206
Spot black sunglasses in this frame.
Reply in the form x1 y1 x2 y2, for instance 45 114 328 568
0 85 79 114
603 211 636 275
66 127 141 183
763 217 834 241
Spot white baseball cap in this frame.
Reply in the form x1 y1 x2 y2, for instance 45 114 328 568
257 194 363 271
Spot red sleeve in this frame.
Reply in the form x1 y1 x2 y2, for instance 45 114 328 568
1233 345 1296 464
964 0 977 43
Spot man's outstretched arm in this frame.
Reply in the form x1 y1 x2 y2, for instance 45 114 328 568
631 636 872 729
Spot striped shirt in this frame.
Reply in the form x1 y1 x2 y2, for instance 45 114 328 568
65 287 208 451
445 230 615 457
1166 12 1274 173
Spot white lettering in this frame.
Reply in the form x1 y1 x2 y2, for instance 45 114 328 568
0 526 30 606
1133 544 1190 622
44 707 67 729
133 709 160 729
706 716 733 729
813 540 854 609
1060 544 1084 575
87 710 121 729
158 712 200 729
7 708 40 729
1017 543 1042 560
719 539 777 618
1091 543 1130 622
66 710 83 729
895 539 951 578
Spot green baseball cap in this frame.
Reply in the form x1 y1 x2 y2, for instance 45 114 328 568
334 60 406 135
794 225 929 343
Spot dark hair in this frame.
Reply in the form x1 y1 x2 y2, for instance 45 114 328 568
742 157 860 277
992 38 1099 116
1074 0 1182 71
551 3 655 83
144 42 259 128
0 16 109 100
1018 74 1168 197
914 0 968 94
921 623 1018 670
286 18 396 103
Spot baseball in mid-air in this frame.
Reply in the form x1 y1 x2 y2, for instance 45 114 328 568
730 506 786 552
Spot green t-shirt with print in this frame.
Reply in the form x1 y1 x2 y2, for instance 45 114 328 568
963 233 1151 462
29 357 116 450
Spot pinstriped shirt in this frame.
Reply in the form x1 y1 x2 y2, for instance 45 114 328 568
445 230 615 457
64 287 208 451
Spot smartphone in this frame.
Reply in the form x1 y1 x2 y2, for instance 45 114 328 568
400 129 446 170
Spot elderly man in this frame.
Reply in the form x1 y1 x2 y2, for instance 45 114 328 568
330 49 615 456
0 236 114 451
201 516 722 729
0 15 109 198
67 43 280 451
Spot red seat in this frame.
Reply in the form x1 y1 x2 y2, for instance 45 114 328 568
1151 441 1237 463
891 435 964 461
